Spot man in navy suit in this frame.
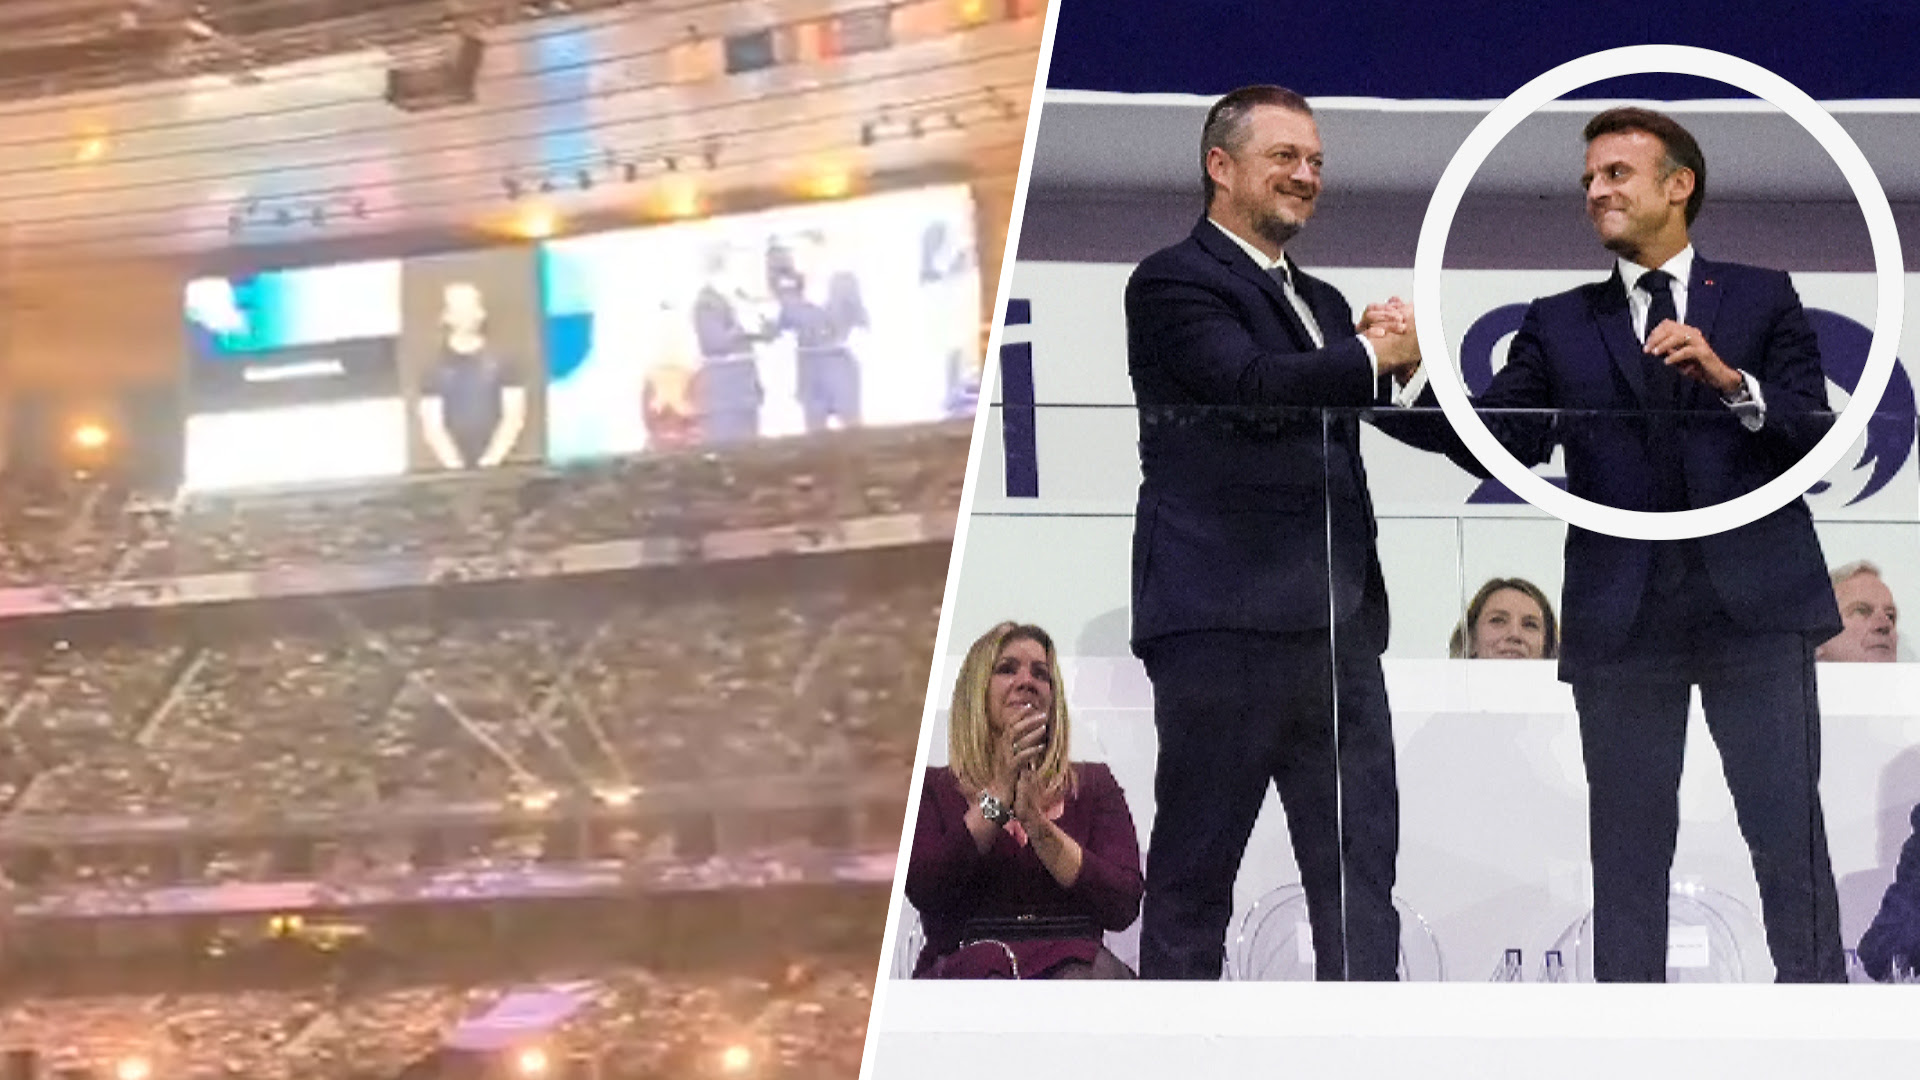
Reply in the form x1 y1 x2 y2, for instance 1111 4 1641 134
1126 85 1425 981
1858 801 1920 981
1411 107 1846 982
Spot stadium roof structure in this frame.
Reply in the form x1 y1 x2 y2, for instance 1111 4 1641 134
0 0 1039 266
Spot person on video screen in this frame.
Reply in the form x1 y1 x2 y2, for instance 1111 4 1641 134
643 298 702 453
922 219 983 418
691 246 776 445
419 281 528 470
772 232 870 433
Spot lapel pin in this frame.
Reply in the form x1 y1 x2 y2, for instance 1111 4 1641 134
1703 279 1714 286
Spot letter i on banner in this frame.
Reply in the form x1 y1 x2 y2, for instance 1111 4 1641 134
1000 297 1037 498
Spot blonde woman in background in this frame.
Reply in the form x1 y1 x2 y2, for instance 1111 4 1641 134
904 622 1144 979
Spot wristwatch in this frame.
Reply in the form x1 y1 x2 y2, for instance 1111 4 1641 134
1720 372 1754 404
978 789 1013 827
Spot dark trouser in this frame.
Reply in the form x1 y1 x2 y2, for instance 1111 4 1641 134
1137 628 1401 981
695 358 763 445
1570 543 1844 983
798 348 862 432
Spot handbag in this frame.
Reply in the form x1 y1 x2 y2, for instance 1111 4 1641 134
959 914 1103 944
921 916 1104 979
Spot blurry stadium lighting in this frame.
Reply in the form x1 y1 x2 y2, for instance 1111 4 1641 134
114 1057 151 1080
956 0 992 25
719 1045 753 1074
515 1048 550 1076
516 790 558 812
804 166 853 200
71 422 110 450
512 205 558 240
75 136 109 163
596 786 638 807
658 178 702 219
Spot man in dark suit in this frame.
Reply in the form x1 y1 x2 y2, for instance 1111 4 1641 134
1410 107 1846 982
1858 801 1920 981
1126 85 1424 981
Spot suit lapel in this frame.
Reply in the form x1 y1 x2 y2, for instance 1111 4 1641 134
1192 221 1320 352
1664 256 1724 409
1687 256 1724 357
1591 268 1650 405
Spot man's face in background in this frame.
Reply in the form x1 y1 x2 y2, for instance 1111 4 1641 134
1820 571 1900 662
442 282 488 337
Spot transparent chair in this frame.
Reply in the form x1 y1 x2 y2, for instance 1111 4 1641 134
891 907 926 980
1549 881 1769 983
1103 918 1142 974
1224 884 1445 981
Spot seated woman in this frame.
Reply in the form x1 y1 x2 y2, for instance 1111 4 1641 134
1447 577 1560 660
905 621 1144 979
1858 802 1920 981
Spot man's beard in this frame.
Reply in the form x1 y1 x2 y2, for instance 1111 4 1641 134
1244 191 1307 250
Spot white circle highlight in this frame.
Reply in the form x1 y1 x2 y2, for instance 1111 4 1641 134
1413 45 1903 541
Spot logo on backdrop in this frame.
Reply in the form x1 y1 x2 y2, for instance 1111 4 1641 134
1000 298 1038 497
1460 305 1915 506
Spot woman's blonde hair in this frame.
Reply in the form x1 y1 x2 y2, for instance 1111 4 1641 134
948 621 1075 800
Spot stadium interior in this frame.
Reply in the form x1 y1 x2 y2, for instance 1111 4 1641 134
0 1 1042 1076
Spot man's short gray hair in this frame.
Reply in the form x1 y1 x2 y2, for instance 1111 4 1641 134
1830 559 1884 588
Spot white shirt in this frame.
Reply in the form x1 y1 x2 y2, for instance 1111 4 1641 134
1618 245 1765 430
1207 218 1390 387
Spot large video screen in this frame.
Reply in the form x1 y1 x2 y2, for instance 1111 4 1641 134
538 183 981 462
186 261 402 357
182 250 543 491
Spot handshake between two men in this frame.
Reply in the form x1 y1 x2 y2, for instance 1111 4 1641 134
1353 295 1744 398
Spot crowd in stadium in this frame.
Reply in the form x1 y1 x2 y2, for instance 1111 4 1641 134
0 421 952 1077
0 964 874 1080
2 567 940 819
0 423 969 586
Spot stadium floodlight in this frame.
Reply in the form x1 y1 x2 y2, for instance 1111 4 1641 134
516 790 558 812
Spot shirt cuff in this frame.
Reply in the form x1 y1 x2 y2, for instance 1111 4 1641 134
1358 334 1380 383
1392 362 1429 408
1723 371 1765 431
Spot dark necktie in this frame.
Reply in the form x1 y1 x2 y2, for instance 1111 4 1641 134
1637 270 1682 410
1637 269 1690 517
